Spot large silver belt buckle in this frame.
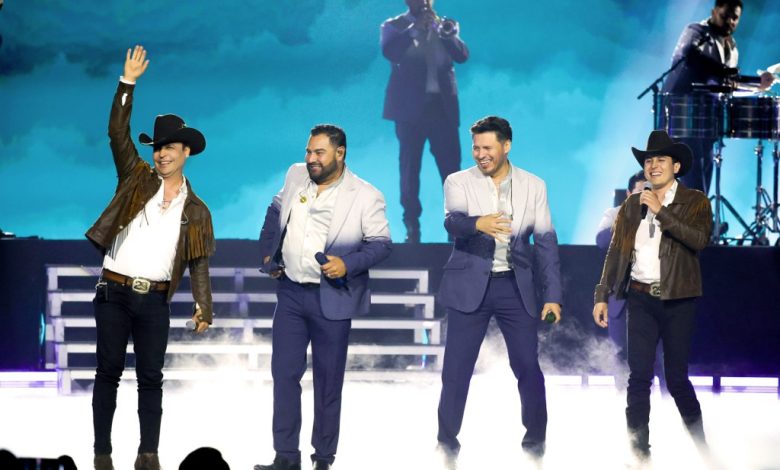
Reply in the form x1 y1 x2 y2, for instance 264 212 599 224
131 278 151 294
649 282 661 298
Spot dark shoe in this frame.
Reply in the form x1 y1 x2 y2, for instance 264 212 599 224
94 455 114 470
312 461 331 470
522 442 545 460
254 456 302 470
682 414 708 450
134 453 160 470
436 443 459 469
628 425 651 460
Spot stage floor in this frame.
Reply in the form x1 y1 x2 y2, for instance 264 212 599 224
1 371 778 470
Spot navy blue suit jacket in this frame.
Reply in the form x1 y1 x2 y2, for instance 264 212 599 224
662 21 736 94
381 11 469 125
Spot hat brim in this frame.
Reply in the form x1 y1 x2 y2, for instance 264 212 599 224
139 128 206 156
631 142 693 177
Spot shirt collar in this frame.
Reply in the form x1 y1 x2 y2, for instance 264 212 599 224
482 163 512 185
500 165 513 187
155 175 188 195
663 180 678 206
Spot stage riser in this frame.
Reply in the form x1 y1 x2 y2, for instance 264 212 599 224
1 240 778 378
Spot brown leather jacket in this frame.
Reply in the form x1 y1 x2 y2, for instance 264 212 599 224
594 183 712 303
85 82 216 323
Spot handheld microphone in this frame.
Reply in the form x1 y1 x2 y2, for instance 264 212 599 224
640 181 652 219
315 252 347 287
185 320 197 331
544 311 556 324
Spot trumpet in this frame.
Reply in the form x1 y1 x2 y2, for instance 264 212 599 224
420 2 458 37
433 16 458 37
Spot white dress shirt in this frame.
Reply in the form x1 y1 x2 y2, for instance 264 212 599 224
631 180 678 284
102 177 187 281
282 173 344 284
487 166 513 272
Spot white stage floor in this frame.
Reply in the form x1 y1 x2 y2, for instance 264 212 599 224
1 371 779 470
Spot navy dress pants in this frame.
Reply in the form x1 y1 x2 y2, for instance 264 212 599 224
395 94 460 228
437 274 547 454
271 277 352 465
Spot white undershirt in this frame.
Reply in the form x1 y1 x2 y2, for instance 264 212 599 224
282 174 343 284
487 167 513 272
102 177 187 281
714 35 739 68
631 180 678 284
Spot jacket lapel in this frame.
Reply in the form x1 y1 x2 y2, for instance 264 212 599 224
325 168 357 250
279 167 309 231
510 165 528 240
467 167 489 215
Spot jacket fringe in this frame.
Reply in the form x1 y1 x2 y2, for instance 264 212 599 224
185 218 216 260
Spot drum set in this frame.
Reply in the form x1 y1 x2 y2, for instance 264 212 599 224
656 91 780 245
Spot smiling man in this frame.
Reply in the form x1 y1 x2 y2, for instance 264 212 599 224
593 130 713 461
86 46 215 470
255 124 391 470
435 116 562 465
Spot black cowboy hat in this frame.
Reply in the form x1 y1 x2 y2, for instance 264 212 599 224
139 114 206 156
631 130 692 177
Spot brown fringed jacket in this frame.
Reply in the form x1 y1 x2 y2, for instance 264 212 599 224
86 82 216 323
594 183 712 304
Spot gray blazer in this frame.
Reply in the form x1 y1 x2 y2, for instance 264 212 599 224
259 164 392 320
437 165 563 316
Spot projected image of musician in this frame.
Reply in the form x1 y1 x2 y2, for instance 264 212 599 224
661 0 775 194
381 0 469 243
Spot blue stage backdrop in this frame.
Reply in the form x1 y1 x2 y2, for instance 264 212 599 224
1 0 778 243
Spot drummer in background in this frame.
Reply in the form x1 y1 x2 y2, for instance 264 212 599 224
661 0 774 195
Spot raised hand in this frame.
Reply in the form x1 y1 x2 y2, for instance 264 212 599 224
123 45 150 82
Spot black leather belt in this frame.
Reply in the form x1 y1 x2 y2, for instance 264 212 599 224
489 270 514 278
101 269 170 294
630 279 661 298
282 274 320 289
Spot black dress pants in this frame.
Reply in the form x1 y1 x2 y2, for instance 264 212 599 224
395 94 460 228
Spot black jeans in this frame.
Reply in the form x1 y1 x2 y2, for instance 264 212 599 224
92 281 170 455
625 289 701 430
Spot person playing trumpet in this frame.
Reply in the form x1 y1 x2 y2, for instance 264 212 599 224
381 0 469 243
